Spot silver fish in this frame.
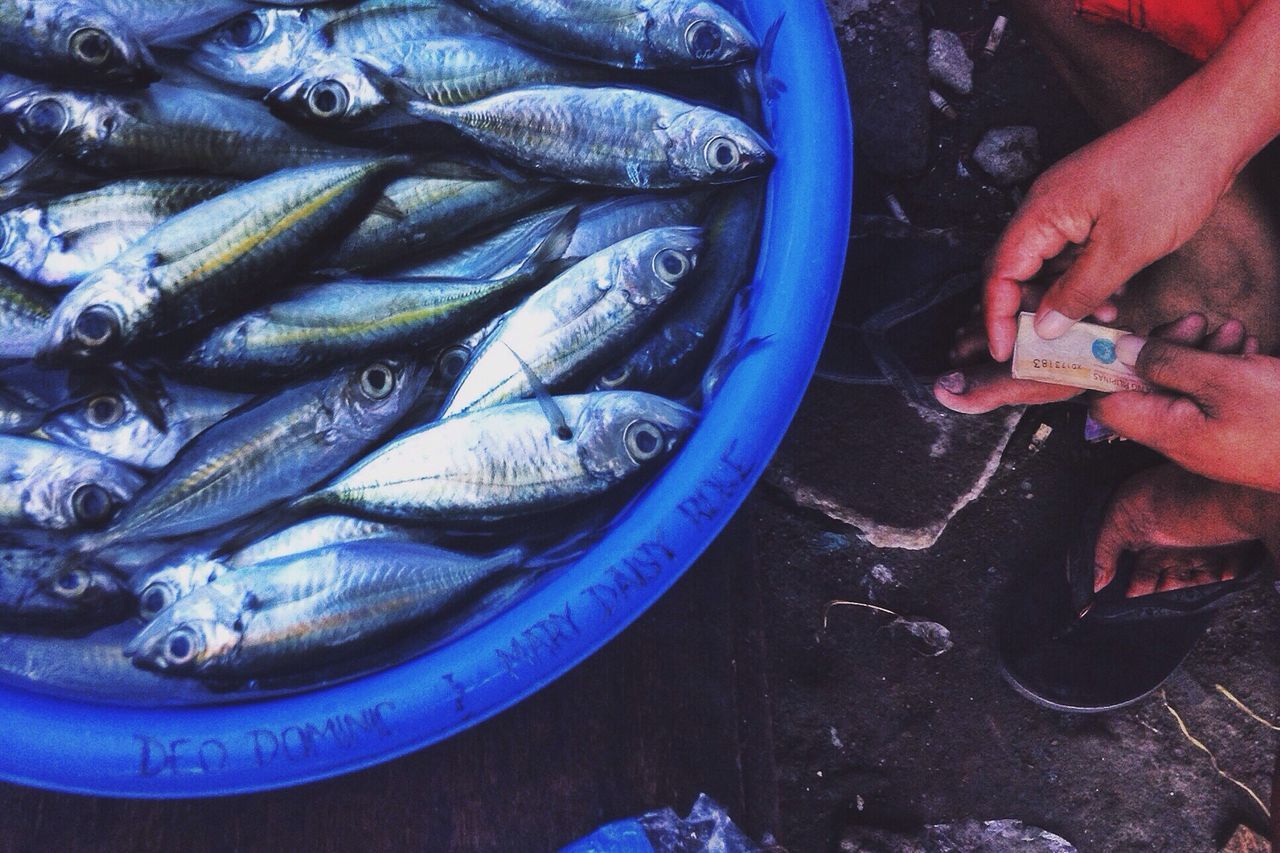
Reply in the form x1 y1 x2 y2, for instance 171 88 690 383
92 358 429 545
0 435 143 531
0 269 54 360
268 35 604 126
295 392 697 523
384 81 773 189
42 375 251 471
98 0 256 47
189 0 496 93
179 207 576 377
326 173 558 273
125 539 527 678
0 0 156 86
38 158 403 366
441 226 703 417
456 0 757 69
402 193 706 279
0 545 129 630
0 177 237 288
594 184 763 394
0 81 370 178
132 514 430 621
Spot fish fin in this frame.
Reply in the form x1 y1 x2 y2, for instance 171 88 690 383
355 59 450 123
503 344 571 440
687 334 774 409
371 195 406 220
113 365 169 434
513 206 580 277
759 13 788 101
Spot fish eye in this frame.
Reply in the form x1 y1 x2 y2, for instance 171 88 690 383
437 346 471 382
73 305 120 349
653 248 692 284
52 568 91 599
71 483 114 526
163 626 201 666
360 362 396 399
222 13 265 48
704 136 742 172
23 98 68 137
85 394 125 428
69 28 114 67
306 81 350 119
138 584 173 620
623 420 664 462
685 20 724 60
598 364 632 390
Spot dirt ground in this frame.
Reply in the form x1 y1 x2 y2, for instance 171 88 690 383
751 2 1280 850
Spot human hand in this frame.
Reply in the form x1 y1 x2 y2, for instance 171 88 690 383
983 101 1240 362
1093 463 1275 595
935 310 1246 415
1090 325 1280 492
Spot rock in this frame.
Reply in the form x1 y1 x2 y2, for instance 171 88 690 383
973 126 1042 186
830 0 930 178
928 29 973 94
841 819 1077 852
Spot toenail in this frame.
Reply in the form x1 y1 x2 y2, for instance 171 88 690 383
937 371 967 395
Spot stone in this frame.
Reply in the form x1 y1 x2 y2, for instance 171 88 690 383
928 29 974 94
973 126 1042 186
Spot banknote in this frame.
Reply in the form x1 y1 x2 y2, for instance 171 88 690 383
1011 312 1151 394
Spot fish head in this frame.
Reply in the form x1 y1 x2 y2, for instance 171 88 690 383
612 226 704 307
327 357 432 439
124 585 242 674
46 5 158 86
36 263 153 366
0 88 128 158
131 552 227 622
190 8 318 91
33 551 131 620
575 392 698 483
663 108 773 185
42 380 163 469
267 57 386 126
18 446 143 531
645 0 759 67
0 207 47 281
0 548 130 625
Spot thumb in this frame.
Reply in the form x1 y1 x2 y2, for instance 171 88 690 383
1033 233 1133 338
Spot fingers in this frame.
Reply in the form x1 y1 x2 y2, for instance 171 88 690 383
985 212 1086 362
1090 389 1207 454
933 363 1080 414
1033 234 1130 339
1116 336 1233 398
1150 313 1207 347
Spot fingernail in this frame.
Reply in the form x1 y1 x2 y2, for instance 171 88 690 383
936 371 967 395
1116 334 1146 366
1035 310 1074 339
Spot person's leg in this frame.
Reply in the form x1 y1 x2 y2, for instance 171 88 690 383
941 0 1280 414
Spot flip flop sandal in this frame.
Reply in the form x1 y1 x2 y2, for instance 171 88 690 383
997 480 1269 714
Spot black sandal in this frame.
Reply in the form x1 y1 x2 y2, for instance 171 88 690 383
997 485 1268 713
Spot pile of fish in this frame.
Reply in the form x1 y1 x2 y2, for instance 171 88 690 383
0 0 772 693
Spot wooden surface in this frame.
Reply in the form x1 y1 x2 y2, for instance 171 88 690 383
0 513 776 853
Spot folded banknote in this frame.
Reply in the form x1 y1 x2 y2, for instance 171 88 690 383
1011 312 1151 394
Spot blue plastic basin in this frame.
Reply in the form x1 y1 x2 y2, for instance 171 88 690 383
0 0 853 797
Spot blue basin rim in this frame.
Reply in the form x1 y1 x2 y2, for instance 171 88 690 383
0 0 854 798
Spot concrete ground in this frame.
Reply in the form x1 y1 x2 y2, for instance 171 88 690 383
753 1 1280 849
